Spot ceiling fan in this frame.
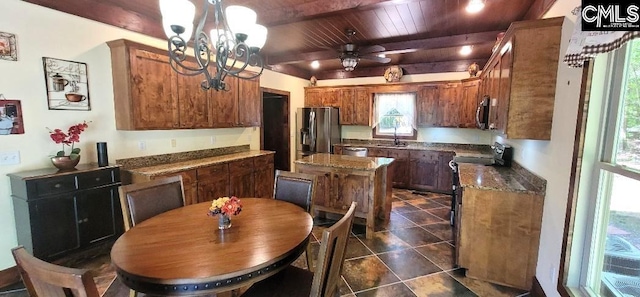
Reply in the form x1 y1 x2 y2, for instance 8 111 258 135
335 29 391 71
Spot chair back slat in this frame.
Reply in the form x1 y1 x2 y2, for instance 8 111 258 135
309 202 356 297
273 170 317 213
118 175 185 230
11 246 100 297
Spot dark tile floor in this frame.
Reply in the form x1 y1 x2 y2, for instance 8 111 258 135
292 188 531 297
2 189 531 297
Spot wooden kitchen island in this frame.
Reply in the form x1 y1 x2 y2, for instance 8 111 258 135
295 153 394 239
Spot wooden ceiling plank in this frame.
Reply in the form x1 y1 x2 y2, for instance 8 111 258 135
396 4 419 35
375 8 400 37
385 6 410 36
407 2 426 33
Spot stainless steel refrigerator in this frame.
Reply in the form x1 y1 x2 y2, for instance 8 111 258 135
296 107 341 158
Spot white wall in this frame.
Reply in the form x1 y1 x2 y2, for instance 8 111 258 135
494 1 582 296
319 72 494 144
0 0 307 269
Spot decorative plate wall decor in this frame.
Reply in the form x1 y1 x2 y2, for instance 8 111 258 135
0 32 17 61
384 65 403 82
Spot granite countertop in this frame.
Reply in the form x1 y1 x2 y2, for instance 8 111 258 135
336 142 493 158
294 153 394 171
125 151 274 177
457 163 544 195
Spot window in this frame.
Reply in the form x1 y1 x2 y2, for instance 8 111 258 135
566 40 640 296
372 93 417 140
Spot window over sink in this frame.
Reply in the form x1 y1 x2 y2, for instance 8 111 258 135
372 92 417 140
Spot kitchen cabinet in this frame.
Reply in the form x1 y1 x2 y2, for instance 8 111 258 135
353 88 372 126
253 154 275 198
108 39 261 130
339 88 355 125
438 83 462 127
417 85 440 126
321 89 340 107
196 164 229 203
229 158 255 198
409 150 440 191
304 88 322 107
387 149 410 188
459 78 481 128
295 155 393 238
152 169 198 205
9 165 123 261
479 17 563 139
305 87 371 126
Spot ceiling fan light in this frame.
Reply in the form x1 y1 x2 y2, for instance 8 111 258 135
466 0 485 13
245 24 268 50
342 56 358 71
159 0 195 39
459 45 473 56
225 5 257 36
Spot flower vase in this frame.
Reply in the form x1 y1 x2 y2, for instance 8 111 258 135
218 214 232 230
51 155 81 170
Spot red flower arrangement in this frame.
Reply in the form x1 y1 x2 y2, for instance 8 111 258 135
47 121 89 159
208 196 243 216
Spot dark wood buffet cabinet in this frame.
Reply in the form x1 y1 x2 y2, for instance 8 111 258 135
8 165 123 261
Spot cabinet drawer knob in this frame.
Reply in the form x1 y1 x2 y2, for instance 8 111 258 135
54 183 62 188
95 177 101 181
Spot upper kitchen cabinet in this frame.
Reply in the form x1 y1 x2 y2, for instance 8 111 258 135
417 84 439 126
480 17 563 140
108 39 179 130
304 88 322 107
305 87 371 126
459 78 481 128
416 82 467 128
108 39 262 130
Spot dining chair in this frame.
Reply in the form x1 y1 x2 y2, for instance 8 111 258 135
11 246 101 297
273 170 317 270
118 175 185 231
273 170 317 213
239 202 356 297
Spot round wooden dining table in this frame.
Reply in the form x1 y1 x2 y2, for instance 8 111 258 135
110 198 313 296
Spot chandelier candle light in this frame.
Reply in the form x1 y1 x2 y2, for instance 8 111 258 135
159 0 267 91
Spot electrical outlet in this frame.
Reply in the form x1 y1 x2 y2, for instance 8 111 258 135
138 141 146 151
210 136 216 144
171 139 177 148
0 150 20 165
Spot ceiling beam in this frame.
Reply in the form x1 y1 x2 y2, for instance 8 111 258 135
312 59 489 80
24 0 166 40
266 31 502 65
523 0 558 20
266 64 312 80
257 0 419 26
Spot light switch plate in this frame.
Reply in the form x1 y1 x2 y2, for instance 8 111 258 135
0 150 20 165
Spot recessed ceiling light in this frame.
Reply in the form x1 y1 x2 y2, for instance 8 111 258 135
466 0 485 13
460 45 472 56
377 53 386 58
310 60 320 69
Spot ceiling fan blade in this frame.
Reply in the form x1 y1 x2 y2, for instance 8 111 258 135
361 55 391 63
359 45 385 54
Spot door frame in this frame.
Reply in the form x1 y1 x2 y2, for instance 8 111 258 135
260 87 291 171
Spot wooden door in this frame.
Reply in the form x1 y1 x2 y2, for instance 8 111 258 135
409 150 439 191
339 88 355 125
417 85 440 126
229 159 255 197
459 79 481 128
196 164 229 202
388 149 410 188
210 76 238 128
439 83 461 127
130 49 179 129
31 196 80 259
238 76 261 127
76 187 119 245
336 173 369 213
496 44 513 135
296 166 331 208
177 61 210 128
253 155 275 198
304 89 322 107
353 88 371 126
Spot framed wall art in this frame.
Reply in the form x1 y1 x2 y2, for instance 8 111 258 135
0 31 17 61
43 57 91 111
0 97 25 135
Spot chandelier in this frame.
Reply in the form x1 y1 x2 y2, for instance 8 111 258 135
159 0 267 91
341 53 359 72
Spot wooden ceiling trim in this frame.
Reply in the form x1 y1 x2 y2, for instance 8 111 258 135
257 0 401 26
523 0 558 20
24 0 165 40
313 58 488 80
